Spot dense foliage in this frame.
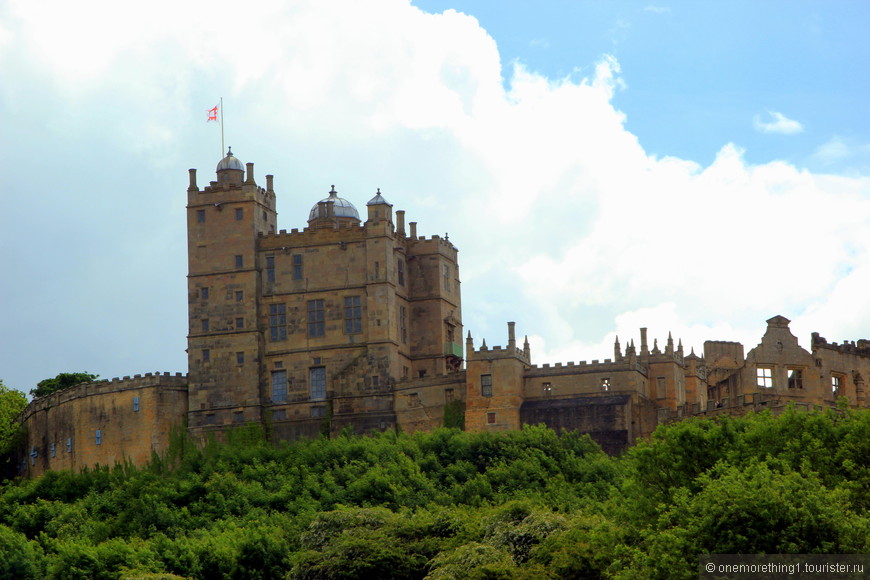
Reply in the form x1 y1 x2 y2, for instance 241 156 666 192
0 380 27 477
30 372 98 399
0 407 868 579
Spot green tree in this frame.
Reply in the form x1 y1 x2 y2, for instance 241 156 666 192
0 380 27 465
30 372 97 399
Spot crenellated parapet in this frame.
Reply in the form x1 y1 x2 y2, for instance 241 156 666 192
527 358 648 378
20 372 188 419
812 332 870 358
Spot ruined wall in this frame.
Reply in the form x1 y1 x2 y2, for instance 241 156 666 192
18 373 188 477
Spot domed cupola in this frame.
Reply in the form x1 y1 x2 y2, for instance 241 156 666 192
216 147 244 184
308 185 361 227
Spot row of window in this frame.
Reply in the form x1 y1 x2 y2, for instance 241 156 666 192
270 299 408 343
196 207 248 223
270 367 326 402
756 366 805 389
265 254 303 282
756 366 844 391
266 256 411 287
199 288 245 302
199 349 245 364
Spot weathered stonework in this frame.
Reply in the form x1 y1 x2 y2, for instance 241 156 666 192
17 373 188 477
16 150 870 475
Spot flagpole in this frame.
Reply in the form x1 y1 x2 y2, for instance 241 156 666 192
220 97 225 157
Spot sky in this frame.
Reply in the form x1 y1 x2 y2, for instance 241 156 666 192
2 0 869 395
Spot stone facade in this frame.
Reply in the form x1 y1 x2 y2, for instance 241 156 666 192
15 150 870 475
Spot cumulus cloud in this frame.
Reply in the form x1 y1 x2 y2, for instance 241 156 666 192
1 0 868 390
753 110 804 135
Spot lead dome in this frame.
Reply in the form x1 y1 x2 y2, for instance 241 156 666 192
216 147 244 172
308 186 360 221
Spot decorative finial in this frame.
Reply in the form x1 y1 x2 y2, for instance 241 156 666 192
226 146 233 156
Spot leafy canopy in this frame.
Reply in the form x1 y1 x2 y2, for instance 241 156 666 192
30 372 97 399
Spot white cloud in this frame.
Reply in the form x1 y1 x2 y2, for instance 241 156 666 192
753 110 804 135
1 0 869 391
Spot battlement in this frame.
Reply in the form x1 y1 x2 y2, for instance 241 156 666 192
259 224 368 247
21 372 188 419
812 333 870 358
409 234 457 252
527 359 648 377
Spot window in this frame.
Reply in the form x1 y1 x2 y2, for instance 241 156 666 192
397 258 405 286
201 319 209 332
197 209 206 223
235 317 244 329
757 366 774 388
372 375 380 386
235 255 243 268
266 255 275 282
310 366 327 400
601 378 611 391
308 300 325 337
133 396 140 412
201 287 209 299
272 370 288 403
95 430 102 445
205 414 216 425
235 290 243 302
292 254 303 279
788 368 804 389
409 393 421 407
66 438 72 453
311 406 327 418
345 296 362 334
236 352 244 365
233 411 244 423
656 377 666 397
51 442 56 458
202 349 210 363
374 261 380 279
273 409 287 421
481 374 493 397
543 382 552 394
399 306 407 344
445 388 454 402
832 374 843 394
487 412 496 425
443 265 451 290
235 208 243 220
270 303 286 341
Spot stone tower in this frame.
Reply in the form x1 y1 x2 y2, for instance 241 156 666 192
186 148 277 437
186 151 462 440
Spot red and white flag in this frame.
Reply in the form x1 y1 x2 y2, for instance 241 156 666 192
207 105 218 122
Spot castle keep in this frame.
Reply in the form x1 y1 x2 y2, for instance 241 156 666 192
17 150 870 475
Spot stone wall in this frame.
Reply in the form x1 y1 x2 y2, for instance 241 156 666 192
17 373 188 477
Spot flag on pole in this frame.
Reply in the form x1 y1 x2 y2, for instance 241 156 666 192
207 105 219 122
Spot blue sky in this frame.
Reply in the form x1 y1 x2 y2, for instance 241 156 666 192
1 0 869 394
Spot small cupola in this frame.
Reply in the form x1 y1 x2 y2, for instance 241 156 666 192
366 188 393 223
308 185 361 227
216 147 244 185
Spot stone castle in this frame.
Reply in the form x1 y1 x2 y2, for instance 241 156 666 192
16 149 870 475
